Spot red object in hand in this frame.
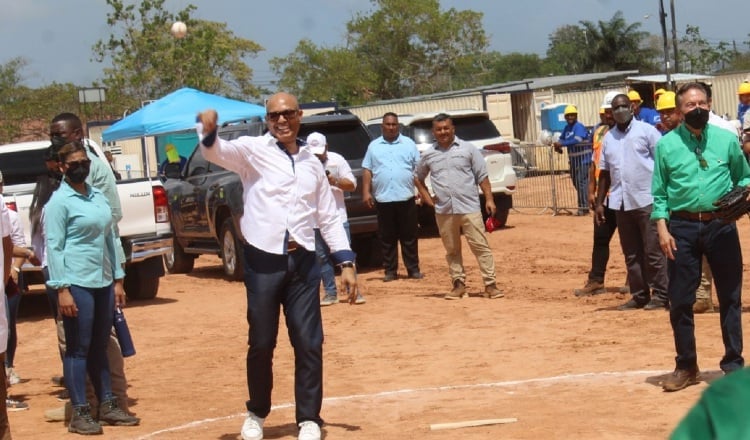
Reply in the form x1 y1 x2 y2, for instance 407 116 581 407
485 217 502 233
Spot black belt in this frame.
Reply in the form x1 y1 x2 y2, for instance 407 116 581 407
287 240 300 252
671 210 719 222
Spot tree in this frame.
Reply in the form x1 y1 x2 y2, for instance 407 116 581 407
93 0 265 111
679 25 733 73
546 11 658 74
0 58 84 142
482 52 549 84
271 0 489 103
270 40 376 106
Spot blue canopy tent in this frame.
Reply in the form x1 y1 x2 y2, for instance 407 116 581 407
102 87 265 176
103 87 265 141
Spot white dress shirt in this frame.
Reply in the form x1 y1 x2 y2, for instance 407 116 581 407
600 119 662 211
0 196 11 353
320 151 355 223
200 131 352 256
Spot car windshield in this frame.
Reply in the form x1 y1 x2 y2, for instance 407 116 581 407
298 122 370 164
410 116 501 144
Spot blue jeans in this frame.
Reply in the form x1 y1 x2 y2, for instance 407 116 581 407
62 285 115 407
569 158 590 211
314 222 351 296
242 243 324 426
4 274 21 368
667 217 744 372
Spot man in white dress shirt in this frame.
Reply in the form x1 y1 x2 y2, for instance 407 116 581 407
197 92 356 440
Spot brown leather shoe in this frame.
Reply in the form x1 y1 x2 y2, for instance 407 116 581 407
574 279 605 297
483 283 505 299
693 297 714 314
445 280 467 300
662 368 700 392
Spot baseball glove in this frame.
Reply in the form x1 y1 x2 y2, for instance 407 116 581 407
713 186 750 222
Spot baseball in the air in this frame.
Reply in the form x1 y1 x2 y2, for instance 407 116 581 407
171 21 187 39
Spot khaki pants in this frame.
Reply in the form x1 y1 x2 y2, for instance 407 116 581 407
696 255 713 300
435 212 496 286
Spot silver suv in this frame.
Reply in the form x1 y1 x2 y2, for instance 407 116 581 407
366 110 516 227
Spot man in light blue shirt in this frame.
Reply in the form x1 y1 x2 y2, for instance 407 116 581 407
595 94 668 311
362 112 422 281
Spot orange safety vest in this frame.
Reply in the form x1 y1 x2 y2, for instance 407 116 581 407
591 124 611 181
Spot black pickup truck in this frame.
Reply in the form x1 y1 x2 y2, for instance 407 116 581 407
162 111 379 280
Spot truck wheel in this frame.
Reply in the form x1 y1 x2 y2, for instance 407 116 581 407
164 237 195 274
492 193 512 228
124 257 163 300
220 218 245 281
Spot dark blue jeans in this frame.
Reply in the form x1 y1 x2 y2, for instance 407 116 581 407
4 278 21 368
667 217 744 372
569 158 590 211
243 243 324 426
62 285 115 407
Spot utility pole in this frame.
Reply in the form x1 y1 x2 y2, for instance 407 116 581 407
659 0 672 86
670 0 679 72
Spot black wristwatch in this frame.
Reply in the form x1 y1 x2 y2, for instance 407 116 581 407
340 262 355 268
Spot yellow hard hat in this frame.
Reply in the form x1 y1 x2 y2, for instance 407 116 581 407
599 107 606 115
564 104 578 115
654 88 666 99
627 90 642 102
656 91 676 111
737 82 750 95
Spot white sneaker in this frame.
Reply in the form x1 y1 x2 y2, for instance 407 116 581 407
298 421 321 440
241 412 264 440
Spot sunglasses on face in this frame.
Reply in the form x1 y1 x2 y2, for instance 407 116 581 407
266 109 299 122
65 159 91 170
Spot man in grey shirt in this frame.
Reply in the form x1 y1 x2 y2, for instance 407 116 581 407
415 113 504 300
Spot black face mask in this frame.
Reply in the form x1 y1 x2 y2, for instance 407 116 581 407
51 135 69 148
684 107 709 130
65 162 90 184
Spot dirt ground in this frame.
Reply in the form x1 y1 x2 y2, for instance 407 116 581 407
8 209 750 439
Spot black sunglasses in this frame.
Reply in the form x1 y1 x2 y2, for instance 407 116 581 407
266 109 299 122
65 159 91 169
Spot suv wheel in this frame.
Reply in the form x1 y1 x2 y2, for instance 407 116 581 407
164 237 195 274
220 218 245 281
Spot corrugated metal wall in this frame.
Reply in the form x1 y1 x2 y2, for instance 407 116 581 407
347 95 485 123
553 89 626 128
709 71 750 119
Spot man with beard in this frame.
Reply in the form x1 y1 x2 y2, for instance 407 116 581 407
652 82 750 391
595 94 669 311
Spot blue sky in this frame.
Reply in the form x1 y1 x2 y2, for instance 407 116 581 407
1 0 746 90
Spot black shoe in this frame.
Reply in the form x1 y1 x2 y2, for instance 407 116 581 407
407 272 424 279
69 405 103 435
644 297 669 310
617 298 648 310
383 273 397 282
98 398 140 426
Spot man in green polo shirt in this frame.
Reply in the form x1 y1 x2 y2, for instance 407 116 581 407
652 82 750 392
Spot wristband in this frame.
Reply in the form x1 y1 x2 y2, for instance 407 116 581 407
340 262 355 269
11 266 19 273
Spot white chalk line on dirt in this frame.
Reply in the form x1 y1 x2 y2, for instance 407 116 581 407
136 369 668 439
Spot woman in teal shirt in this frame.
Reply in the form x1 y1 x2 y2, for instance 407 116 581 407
44 141 138 435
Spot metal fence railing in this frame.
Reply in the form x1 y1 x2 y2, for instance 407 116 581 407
511 142 590 215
